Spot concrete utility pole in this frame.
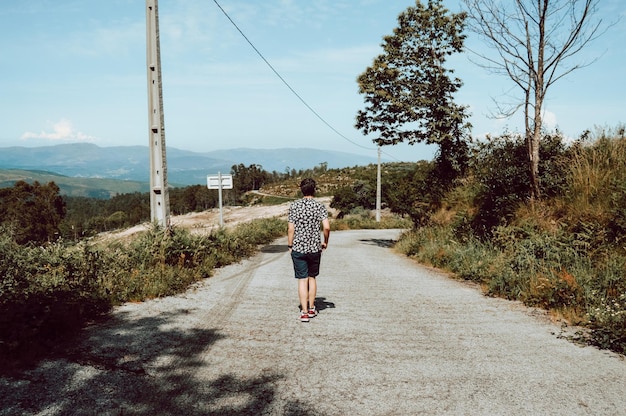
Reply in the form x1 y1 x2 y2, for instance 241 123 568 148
376 146 381 222
146 0 170 227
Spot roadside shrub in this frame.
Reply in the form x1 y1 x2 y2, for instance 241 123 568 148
394 226 454 267
587 293 626 354
0 235 110 366
470 132 568 236
97 219 287 304
330 181 376 215
470 133 531 234
445 238 500 283
0 229 33 300
393 130 626 355
230 217 287 250
331 209 411 231
396 217 626 353
384 161 439 227
490 225 586 307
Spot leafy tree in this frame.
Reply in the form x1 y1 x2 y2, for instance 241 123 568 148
462 0 607 200
330 180 377 215
383 161 439 226
313 162 328 174
356 0 471 182
61 192 150 238
0 181 66 244
108 192 149 224
231 164 269 195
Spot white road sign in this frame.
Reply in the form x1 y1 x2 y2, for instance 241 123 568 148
207 174 233 190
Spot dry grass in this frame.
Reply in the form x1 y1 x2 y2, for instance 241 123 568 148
564 136 626 216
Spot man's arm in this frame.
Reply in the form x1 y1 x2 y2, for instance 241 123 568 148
287 222 295 250
321 218 330 249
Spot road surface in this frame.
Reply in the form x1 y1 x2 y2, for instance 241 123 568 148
2 229 626 415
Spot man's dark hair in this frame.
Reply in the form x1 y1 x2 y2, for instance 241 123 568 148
300 178 316 197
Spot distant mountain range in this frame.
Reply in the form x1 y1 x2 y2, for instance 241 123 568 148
0 143 380 193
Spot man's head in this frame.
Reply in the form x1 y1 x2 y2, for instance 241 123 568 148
300 178 316 197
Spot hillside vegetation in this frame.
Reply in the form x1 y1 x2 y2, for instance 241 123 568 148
392 129 626 354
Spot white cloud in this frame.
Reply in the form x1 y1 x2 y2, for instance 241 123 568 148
542 110 558 131
20 119 97 142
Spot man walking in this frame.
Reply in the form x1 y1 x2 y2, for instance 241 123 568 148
287 178 330 322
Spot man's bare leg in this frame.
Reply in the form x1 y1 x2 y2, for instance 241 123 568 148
298 278 309 313
308 277 317 311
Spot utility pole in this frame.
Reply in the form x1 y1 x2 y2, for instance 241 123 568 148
376 146 381 222
146 0 170 227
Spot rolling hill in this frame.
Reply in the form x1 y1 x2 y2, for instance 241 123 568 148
0 143 380 195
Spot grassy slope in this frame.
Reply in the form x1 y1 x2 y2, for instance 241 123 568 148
0 169 149 198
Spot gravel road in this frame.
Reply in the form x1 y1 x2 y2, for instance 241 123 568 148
2 228 626 415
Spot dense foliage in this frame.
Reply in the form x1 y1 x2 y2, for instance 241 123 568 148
0 181 66 244
470 132 568 236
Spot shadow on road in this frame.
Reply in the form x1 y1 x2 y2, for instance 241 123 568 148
315 297 336 312
293 297 335 314
260 244 289 253
0 308 316 415
358 238 397 248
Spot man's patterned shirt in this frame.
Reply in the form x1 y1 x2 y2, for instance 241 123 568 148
288 198 328 253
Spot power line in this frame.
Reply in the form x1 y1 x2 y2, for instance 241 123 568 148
212 0 391 156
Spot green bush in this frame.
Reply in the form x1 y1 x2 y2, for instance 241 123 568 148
470 134 531 233
331 210 411 231
470 132 568 236
587 292 626 354
330 182 376 214
384 161 439 227
0 233 110 366
445 239 500 283
394 226 453 267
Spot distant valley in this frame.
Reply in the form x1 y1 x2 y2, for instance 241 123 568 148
0 143 380 197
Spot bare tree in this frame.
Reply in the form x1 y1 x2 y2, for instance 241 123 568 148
462 0 608 200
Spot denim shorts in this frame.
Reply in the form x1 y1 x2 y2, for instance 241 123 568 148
291 250 322 279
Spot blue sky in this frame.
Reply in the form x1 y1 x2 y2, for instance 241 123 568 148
1 0 624 163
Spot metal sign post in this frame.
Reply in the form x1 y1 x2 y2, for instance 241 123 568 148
207 173 233 227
